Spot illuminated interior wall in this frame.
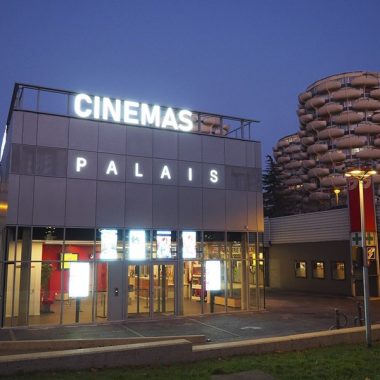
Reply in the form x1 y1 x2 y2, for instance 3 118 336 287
6 242 42 317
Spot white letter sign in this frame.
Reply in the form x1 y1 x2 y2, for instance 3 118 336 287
76 157 87 172
106 160 118 175
160 165 171 180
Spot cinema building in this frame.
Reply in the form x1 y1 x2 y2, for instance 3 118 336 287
0 83 264 327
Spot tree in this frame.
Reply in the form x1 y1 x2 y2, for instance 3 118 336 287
262 155 290 217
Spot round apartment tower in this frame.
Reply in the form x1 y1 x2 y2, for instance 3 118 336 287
294 71 380 206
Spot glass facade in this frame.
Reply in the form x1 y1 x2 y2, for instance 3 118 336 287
1 227 265 326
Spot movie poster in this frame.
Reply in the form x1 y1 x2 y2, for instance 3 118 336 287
69 262 90 298
129 230 146 260
100 229 118 260
205 260 221 291
156 231 172 258
182 231 196 259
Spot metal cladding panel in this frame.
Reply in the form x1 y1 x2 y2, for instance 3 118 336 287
10 111 23 144
267 208 350 244
5 109 263 230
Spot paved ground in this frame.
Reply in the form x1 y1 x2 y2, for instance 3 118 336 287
1 291 380 343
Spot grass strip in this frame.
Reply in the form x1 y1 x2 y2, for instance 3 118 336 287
1 342 380 380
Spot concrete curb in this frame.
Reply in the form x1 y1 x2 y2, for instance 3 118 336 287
0 335 205 355
193 324 380 360
0 325 379 375
0 339 192 376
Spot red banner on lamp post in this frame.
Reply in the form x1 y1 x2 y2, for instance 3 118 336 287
348 177 376 234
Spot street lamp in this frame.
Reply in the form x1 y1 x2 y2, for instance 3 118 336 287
345 167 377 347
333 188 341 206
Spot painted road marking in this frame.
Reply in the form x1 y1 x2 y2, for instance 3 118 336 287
240 326 263 330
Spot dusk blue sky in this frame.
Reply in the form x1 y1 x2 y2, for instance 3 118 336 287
1 0 380 161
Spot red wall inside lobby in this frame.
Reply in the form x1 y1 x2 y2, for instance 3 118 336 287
41 244 105 294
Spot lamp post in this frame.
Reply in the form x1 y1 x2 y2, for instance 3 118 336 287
345 168 377 347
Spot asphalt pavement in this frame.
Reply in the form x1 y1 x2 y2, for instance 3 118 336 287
1 291 379 343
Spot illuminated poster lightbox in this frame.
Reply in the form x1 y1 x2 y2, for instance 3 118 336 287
100 229 118 260
156 231 171 259
129 230 146 260
60 253 78 270
69 262 90 298
205 260 221 291
182 231 196 259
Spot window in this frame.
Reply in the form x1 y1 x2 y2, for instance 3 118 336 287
331 261 345 280
312 261 325 279
295 261 307 278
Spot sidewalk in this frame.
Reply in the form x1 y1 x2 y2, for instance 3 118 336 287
1 291 379 343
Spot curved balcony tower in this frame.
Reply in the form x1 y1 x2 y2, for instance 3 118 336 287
274 71 380 208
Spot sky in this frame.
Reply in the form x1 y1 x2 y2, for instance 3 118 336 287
1 0 380 162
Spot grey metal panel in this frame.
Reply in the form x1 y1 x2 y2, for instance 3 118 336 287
225 139 246 166
263 217 270 247
125 183 152 228
152 185 178 228
178 187 202 229
225 166 247 191
246 141 256 168
107 262 124 320
65 179 96 227
7 174 19 224
178 133 202 162
202 136 224 164
68 119 98 151
22 113 38 145
97 153 126 182
153 129 178 159
202 163 225 189
36 147 67 177
10 111 23 144
10 144 35 175
67 150 97 179
254 142 262 169
96 181 125 227
98 122 126 154
268 208 350 244
125 156 152 184
256 192 264 232
202 189 226 230
178 161 202 187
33 176 66 226
226 190 247 230
37 115 69 148
248 168 262 192
153 159 178 186
247 192 258 231
126 126 153 157
18 175 34 225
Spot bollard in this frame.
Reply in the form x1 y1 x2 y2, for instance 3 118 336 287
335 308 341 329
357 302 364 327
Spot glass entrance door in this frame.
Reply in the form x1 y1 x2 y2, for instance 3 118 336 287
127 265 150 317
153 264 175 316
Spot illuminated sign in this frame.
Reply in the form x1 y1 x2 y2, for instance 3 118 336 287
205 261 221 291
182 231 196 259
129 230 146 260
60 252 78 269
74 156 219 184
69 262 90 298
156 231 172 259
0 128 7 162
100 229 118 260
74 93 193 132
